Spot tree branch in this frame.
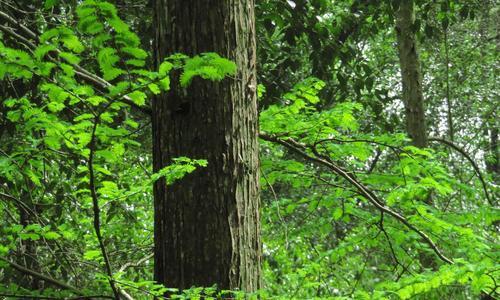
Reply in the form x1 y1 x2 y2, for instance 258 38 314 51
0 256 87 295
87 119 121 299
429 137 494 206
260 132 454 265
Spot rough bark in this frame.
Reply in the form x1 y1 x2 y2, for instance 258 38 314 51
395 0 428 148
152 0 261 292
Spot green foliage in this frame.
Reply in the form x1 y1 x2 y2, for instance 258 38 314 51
152 157 208 185
259 77 498 299
180 53 237 87
0 1 241 298
0 0 498 299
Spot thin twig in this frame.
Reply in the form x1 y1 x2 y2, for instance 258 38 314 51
88 119 121 299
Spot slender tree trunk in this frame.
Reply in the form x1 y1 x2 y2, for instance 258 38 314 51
395 1 435 269
152 0 261 292
395 0 428 148
443 28 454 142
484 4 499 182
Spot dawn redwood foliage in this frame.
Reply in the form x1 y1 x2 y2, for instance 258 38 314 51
0 0 498 299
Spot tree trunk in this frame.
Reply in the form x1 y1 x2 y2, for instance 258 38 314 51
395 0 428 148
484 4 499 182
395 1 435 269
152 0 261 292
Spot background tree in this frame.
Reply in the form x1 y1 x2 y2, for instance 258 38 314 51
395 0 428 148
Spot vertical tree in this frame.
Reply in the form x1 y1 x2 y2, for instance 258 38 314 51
395 0 428 148
152 0 261 292
481 3 499 182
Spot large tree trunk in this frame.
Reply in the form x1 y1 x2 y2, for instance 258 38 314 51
395 0 428 148
152 0 261 292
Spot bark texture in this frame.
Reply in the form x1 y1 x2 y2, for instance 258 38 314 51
395 0 428 148
152 0 261 291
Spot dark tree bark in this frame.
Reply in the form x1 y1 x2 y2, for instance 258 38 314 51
395 0 428 148
152 0 261 292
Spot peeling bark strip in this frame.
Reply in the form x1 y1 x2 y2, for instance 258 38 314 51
152 0 261 291
395 0 428 148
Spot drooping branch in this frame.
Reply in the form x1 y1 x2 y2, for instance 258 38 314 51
0 191 38 218
259 132 454 265
0 256 91 296
429 137 494 206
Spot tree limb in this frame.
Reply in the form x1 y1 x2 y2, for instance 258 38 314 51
0 256 86 295
260 132 454 265
429 137 494 206
87 119 121 299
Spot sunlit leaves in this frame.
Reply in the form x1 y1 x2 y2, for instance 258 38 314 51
180 53 237 87
152 157 208 185
128 91 147 106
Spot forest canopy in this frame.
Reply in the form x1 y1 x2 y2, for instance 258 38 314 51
0 0 498 299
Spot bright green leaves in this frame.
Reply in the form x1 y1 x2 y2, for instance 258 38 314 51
83 249 103 261
152 157 208 185
0 42 34 79
128 91 147 106
43 0 58 9
76 0 148 80
122 47 148 60
377 262 498 299
34 44 57 61
158 61 173 90
41 83 69 112
3 224 65 242
284 77 325 105
159 61 174 76
180 53 237 87
59 52 81 65
77 6 105 36
97 47 124 81
261 77 362 139
76 1 110 35
77 0 142 49
259 72 496 299
62 35 85 54
98 181 120 199
40 27 85 54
